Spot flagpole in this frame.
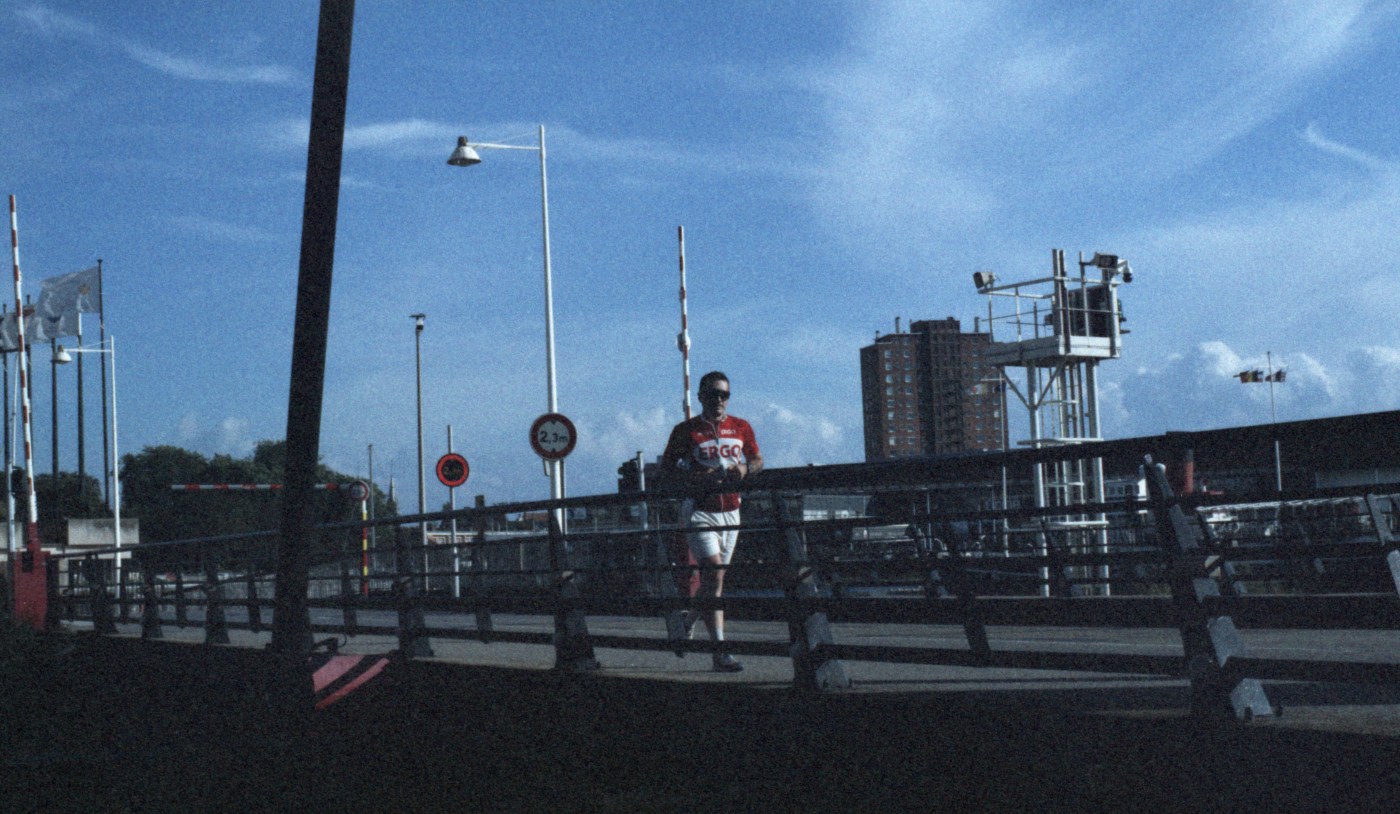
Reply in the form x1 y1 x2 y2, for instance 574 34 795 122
98 259 109 509
50 337 58 479
76 313 85 504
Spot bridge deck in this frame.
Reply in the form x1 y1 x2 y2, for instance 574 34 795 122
63 615 1400 737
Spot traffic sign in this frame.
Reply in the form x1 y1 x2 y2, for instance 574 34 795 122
529 413 577 461
348 480 370 502
436 453 470 488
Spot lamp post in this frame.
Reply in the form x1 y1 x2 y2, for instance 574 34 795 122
447 126 564 514
411 313 427 588
54 336 120 572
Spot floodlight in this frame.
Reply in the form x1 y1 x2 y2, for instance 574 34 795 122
447 137 482 167
973 271 996 291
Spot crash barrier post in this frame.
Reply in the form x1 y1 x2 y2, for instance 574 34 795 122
1145 456 1273 721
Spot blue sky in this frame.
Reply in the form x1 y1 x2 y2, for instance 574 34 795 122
3 1 1399 511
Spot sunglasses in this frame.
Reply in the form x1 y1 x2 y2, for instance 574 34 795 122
699 389 731 401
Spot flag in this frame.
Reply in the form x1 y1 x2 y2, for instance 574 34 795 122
37 266 101 322
26 311 74 342
0 306 75 350
0 310 16 352
1267 370 1286 383
1236 370 1263 383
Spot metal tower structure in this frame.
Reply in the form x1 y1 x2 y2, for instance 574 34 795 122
975 249 1133 595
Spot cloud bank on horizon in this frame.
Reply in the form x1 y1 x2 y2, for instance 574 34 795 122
3 1 1398 506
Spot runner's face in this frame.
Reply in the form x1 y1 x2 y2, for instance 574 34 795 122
698 380 730 420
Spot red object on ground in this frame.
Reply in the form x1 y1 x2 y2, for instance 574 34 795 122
11 549 48 630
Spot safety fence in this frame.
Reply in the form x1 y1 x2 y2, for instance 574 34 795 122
37 449 1400 722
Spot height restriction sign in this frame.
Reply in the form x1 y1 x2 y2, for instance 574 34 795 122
436 453 470 488
529 413 577 461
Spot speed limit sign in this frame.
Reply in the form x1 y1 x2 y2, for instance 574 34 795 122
529 413 577 461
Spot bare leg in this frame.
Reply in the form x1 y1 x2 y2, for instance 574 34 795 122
699 552 726 640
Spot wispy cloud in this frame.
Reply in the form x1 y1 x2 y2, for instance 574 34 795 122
16 4 299 86
1302 122 1394 171
170 214 279 243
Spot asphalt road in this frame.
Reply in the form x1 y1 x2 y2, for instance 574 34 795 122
64 606 1400 737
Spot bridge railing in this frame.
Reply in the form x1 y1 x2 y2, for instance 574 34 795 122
41 448 1400 720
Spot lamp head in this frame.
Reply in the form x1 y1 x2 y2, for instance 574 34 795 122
447 136 482 167
972 271 996 291
54 345 73 364
411 313 425 333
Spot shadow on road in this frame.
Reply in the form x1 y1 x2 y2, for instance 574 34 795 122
4 635 1400 813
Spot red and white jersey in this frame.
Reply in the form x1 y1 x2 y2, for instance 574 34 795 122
661 415 760 512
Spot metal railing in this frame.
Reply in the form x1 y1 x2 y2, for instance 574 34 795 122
36 447 1400 721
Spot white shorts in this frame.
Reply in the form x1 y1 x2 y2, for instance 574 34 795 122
685 507 740 565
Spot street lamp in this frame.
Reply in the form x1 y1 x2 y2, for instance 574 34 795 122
411 314 427 584
448 126 564 513
54 336 121 573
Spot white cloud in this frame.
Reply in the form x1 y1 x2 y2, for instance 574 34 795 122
125 45 297 86
753 402 846 468
178 415 254 458
16 4 299 86
1100 340 1400 439
170 214 279 244
578 408 673 468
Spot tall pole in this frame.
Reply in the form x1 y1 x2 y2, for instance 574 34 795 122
537 126 564 529
413 314 426 584
449 424 459 599
678 226 692 421
271 0 357 657
50 337 58 479
107 338 121 570
98 260 109 508
9 196 40 556
366 443 375 583
76 314 84 502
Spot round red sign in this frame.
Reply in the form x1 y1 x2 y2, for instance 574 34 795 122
529 413 577 461
436 453 470 487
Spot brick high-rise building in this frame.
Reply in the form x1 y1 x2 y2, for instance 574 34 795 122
860 318 1005 461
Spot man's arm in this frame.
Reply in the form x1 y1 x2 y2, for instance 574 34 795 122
732 423 762 480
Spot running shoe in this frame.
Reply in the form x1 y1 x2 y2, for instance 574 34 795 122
713 653 743 673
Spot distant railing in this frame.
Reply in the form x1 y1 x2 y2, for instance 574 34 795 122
37 445 1400 722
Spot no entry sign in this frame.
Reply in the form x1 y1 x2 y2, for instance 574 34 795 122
436 453 470 487
529 413 577 461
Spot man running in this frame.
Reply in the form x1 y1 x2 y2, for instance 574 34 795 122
660 371 763 672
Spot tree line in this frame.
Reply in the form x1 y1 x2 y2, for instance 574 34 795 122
7 440 398 570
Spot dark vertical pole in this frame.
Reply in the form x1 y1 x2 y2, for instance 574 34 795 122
98 260 109 509
76 316 84 502
270 0 356 655
50 337 57 479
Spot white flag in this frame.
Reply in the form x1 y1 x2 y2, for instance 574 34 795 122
27 311 77 341
37 265 101 321
0 311 17 353
0 307 74 349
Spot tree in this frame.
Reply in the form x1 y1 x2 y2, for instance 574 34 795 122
119 440 392 571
